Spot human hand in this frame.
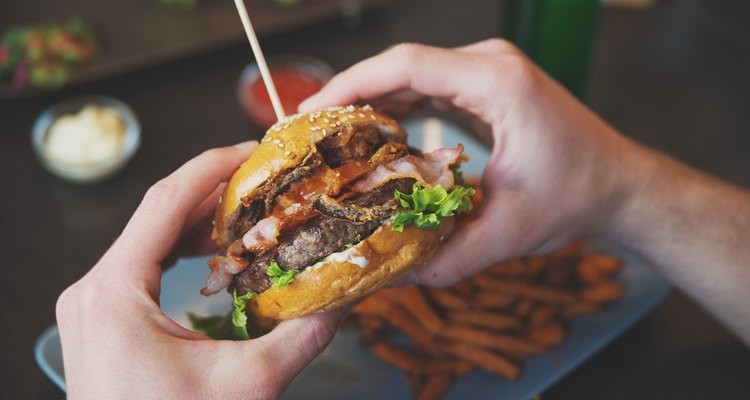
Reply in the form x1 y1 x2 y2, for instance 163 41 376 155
300 39 643 286
56 142 343 399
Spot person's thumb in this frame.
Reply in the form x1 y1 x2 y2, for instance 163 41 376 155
255 309 344 387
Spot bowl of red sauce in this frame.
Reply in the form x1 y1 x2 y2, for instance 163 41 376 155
238 55 334 129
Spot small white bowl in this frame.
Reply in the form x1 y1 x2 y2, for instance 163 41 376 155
31 95 141 184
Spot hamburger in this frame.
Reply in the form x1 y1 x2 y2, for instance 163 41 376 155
202 105 475 324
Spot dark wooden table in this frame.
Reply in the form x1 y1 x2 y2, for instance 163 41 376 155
1 0 749 398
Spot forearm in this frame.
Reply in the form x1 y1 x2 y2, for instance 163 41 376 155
607 143 750 344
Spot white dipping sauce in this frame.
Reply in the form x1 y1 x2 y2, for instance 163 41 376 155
310 246 369 269
45 105 125 166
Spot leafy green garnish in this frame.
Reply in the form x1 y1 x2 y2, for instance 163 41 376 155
1 17 96 89
188 312 237 340
232 290 256 340
266 261 299 287
188 290 256 341
392 183 475 231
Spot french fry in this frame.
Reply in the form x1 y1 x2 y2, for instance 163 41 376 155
576 257 606 284
369 342 428 373
451 280 475 297
486 259 527 280
360 316 385 331
514 298 535 318
579 282 624 302
352 294 391 315
354 299 439 354
369 342 459 373
398 285 445 333
426 288 471 310
448 310 521 331
562 300 602 317
529 321 566 348
443 342 521 380
441 325 546 357
542 256 577 287
552 240 584 258
357 316 385 345
365 287 393 300
416 373 454 400
529 304 558 328
349 244 625 399
473 275 576 303
451 359 476 376
589 253 623 275
473 291 516 309
524 256 548 281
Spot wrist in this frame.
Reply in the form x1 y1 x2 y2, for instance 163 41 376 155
598 140 697 251
593 135 665 245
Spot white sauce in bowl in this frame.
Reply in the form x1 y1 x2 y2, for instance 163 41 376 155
44 105 125 166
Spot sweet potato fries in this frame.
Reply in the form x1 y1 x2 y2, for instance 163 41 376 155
347 241 624 399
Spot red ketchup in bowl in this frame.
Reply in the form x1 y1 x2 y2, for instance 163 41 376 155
246 69 324 129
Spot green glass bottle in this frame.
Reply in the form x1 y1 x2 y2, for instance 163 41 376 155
503 0 601 100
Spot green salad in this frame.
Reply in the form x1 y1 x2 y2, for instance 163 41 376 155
0 16 96 90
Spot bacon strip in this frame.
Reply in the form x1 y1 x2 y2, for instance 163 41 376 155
201 255 249 296
242 215 282 252
351 145 465 193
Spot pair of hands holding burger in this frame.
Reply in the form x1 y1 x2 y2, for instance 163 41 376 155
56 39 750 398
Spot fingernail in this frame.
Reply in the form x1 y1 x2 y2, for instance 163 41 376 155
234 140 258 151
298 93 319 112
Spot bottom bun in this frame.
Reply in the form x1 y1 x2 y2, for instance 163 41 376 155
249 218 456 320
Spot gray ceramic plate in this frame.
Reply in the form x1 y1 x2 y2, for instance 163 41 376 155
36 117 671 398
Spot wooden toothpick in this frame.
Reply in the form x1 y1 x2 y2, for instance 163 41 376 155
233 0 285 122
423 117 443 153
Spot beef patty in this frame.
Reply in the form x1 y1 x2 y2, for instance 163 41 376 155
230 178 413 295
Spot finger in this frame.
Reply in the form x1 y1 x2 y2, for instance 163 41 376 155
454 38 521 55
299 44 461 110
162 228 219 270
409 195 530 287
162 183 225 268
176 229 219 257
251 310 344 386
367 88 430 119
298 43 500 122
184 183 226 233
372 101 426 121
369 88 428 108
101 141 257 291
162 182 227 268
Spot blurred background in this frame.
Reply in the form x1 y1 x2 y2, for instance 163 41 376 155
1 0 749 398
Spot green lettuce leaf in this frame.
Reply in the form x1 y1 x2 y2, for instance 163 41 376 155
266 261 299 287
231 290 256 340
188 312 239 340
392 183 475 232
188 289 256 340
